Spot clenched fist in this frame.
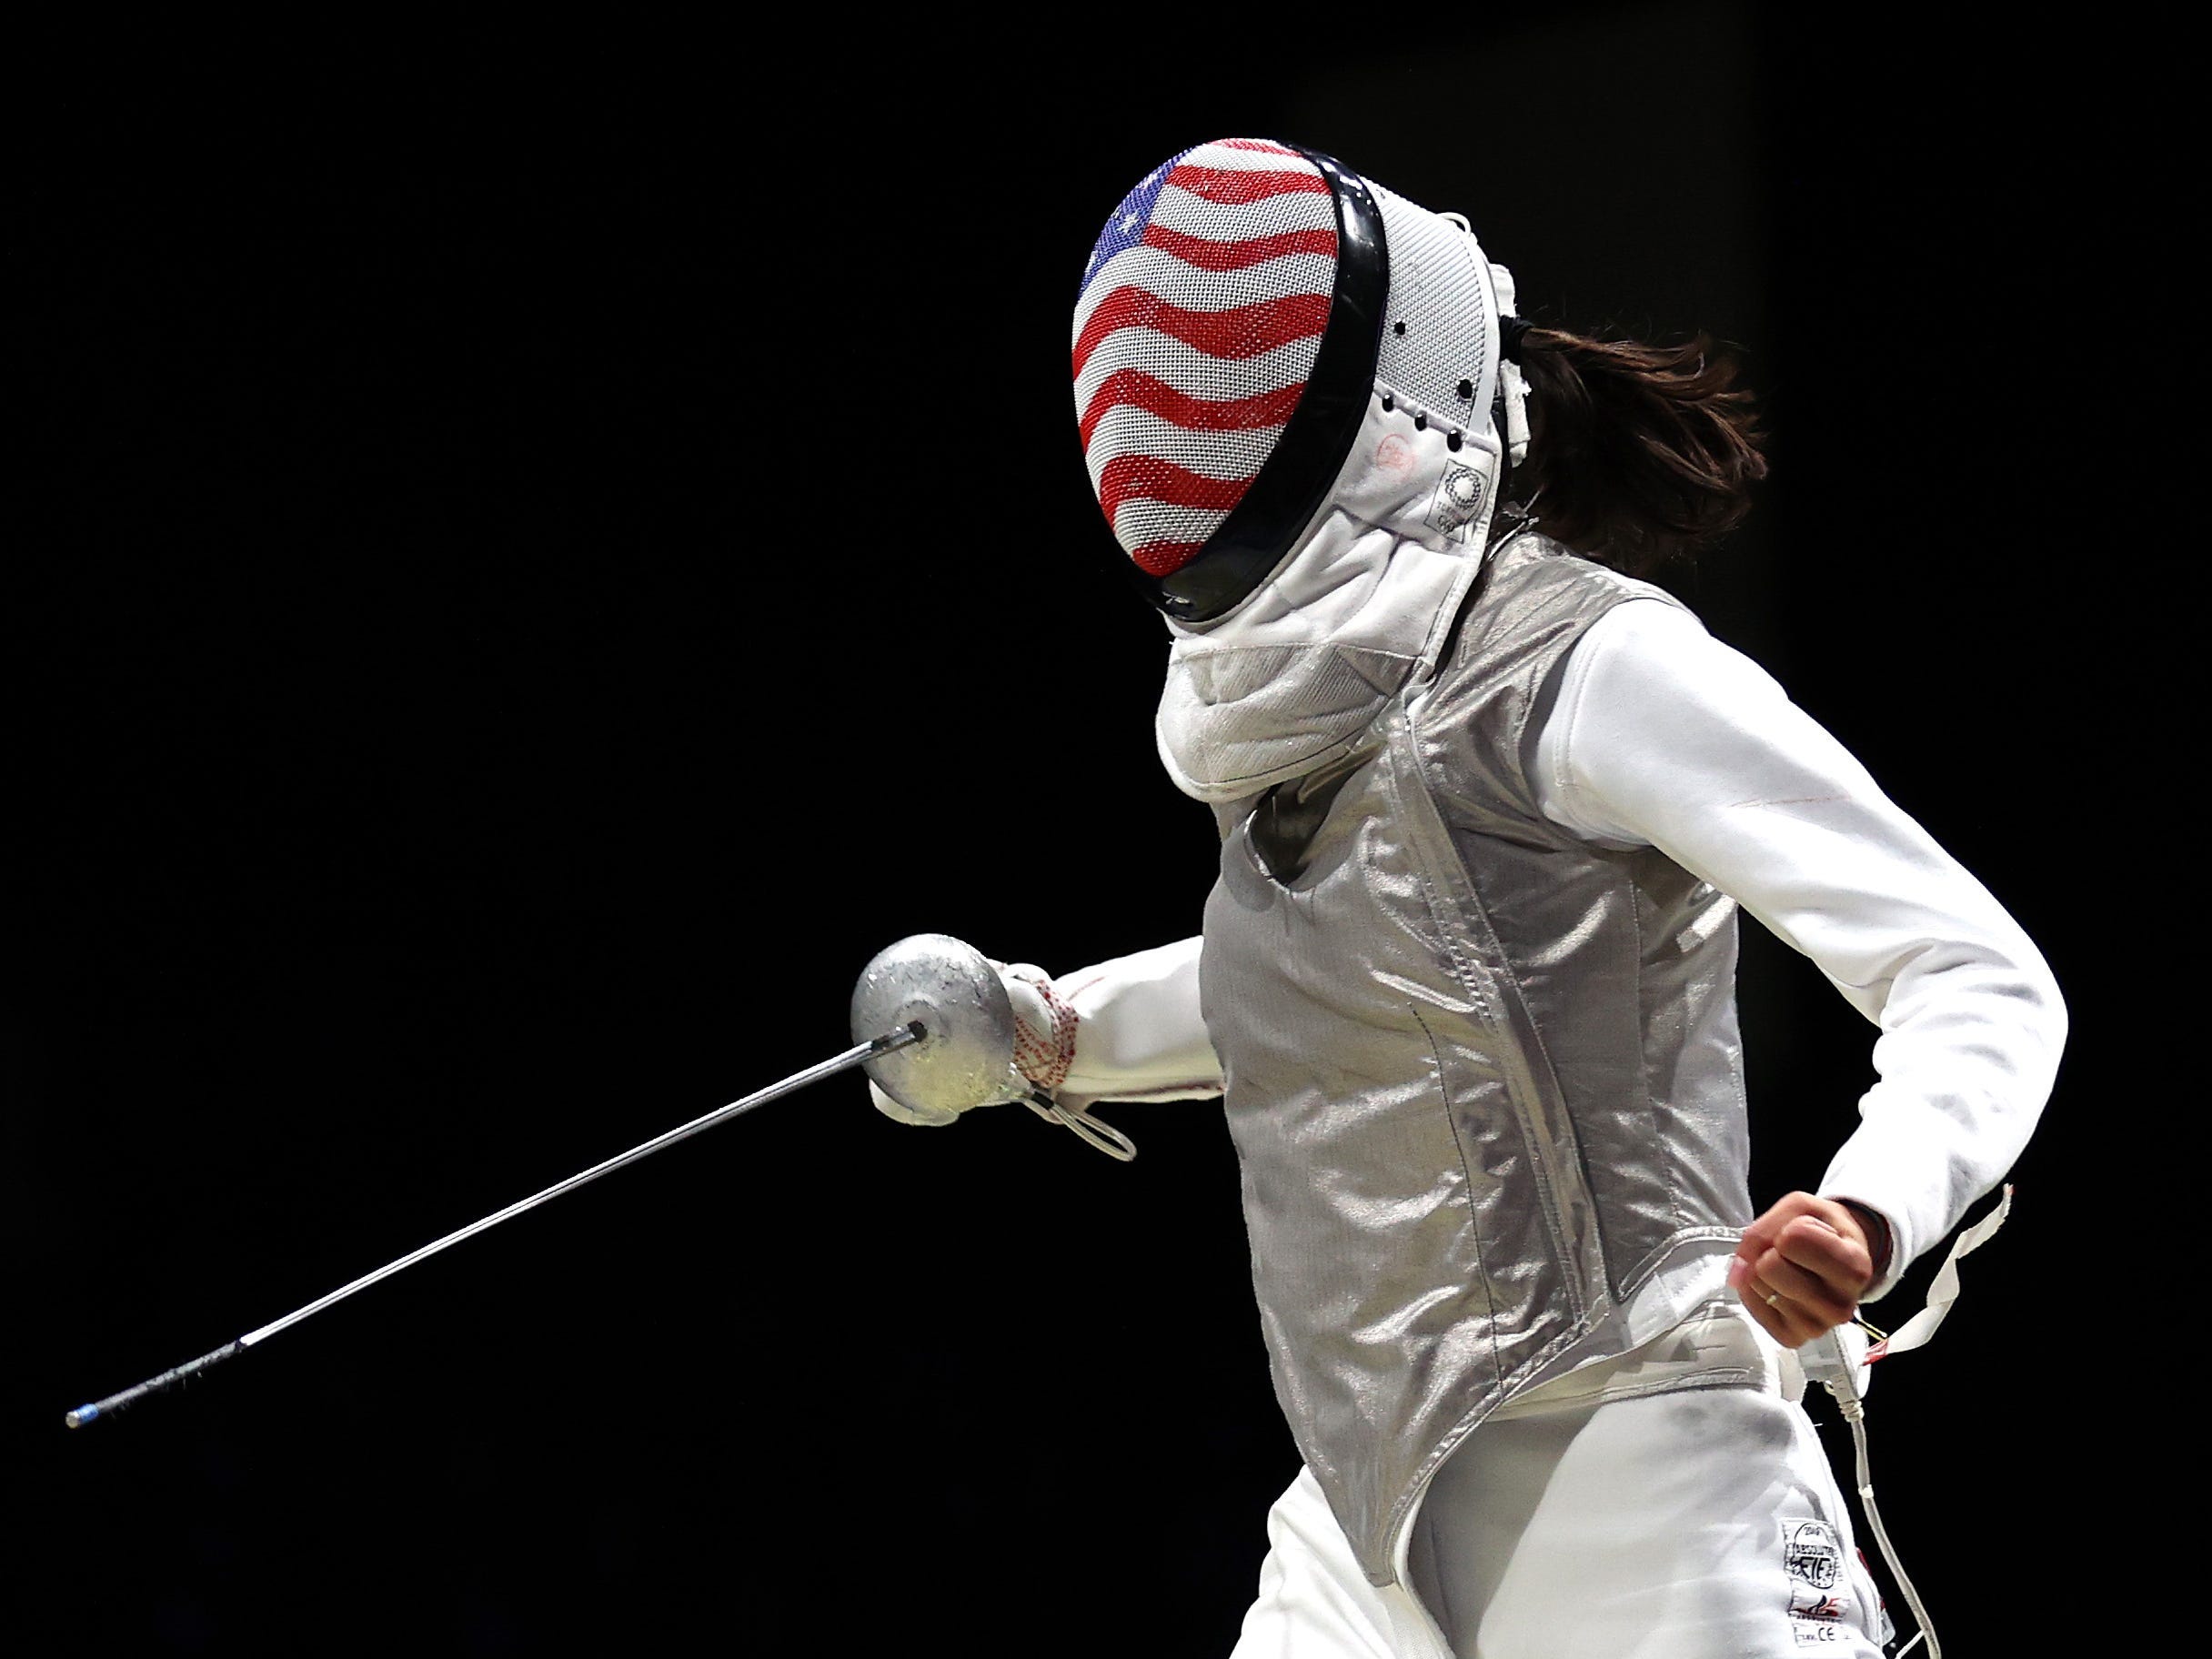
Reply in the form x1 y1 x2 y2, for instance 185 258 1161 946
1728 1191 1894 1348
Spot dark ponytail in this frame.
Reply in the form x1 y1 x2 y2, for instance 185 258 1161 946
1506 326 1767 577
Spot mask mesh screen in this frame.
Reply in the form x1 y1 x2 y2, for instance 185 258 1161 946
1071 140 1340 578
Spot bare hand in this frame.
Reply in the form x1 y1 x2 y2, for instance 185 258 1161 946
1728 1191 1888 1348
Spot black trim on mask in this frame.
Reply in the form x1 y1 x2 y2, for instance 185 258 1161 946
1131 146 1390 624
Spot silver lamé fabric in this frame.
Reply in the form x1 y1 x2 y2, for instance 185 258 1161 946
1199 531 1755 1587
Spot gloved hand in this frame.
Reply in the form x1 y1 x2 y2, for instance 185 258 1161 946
869 960 1079 1127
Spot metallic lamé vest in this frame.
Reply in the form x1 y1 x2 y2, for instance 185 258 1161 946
1200 532 1755 1586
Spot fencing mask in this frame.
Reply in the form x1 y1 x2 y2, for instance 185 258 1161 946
1071 137 1529 628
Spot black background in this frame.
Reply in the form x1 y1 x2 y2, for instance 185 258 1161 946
12 7 2174 1654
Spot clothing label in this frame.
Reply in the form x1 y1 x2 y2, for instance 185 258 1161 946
1425 463 1485 541
1781 1518 1859 1645
1782 1518 1844 1592
1790 1619 1856 1647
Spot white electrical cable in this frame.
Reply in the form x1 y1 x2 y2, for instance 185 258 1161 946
1824 1348 1940 1658
1811 1183 2015 1657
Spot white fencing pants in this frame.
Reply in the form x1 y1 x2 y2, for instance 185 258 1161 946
1230 1320 1886 1657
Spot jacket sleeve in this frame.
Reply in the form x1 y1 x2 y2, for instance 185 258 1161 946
1042 935 1224 1106
1531 597 2066 1299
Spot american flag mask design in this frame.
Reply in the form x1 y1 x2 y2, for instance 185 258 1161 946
1071 140 1343 585
1072 139 1513 625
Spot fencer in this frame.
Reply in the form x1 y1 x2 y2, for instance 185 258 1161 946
870 139 2065 1658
